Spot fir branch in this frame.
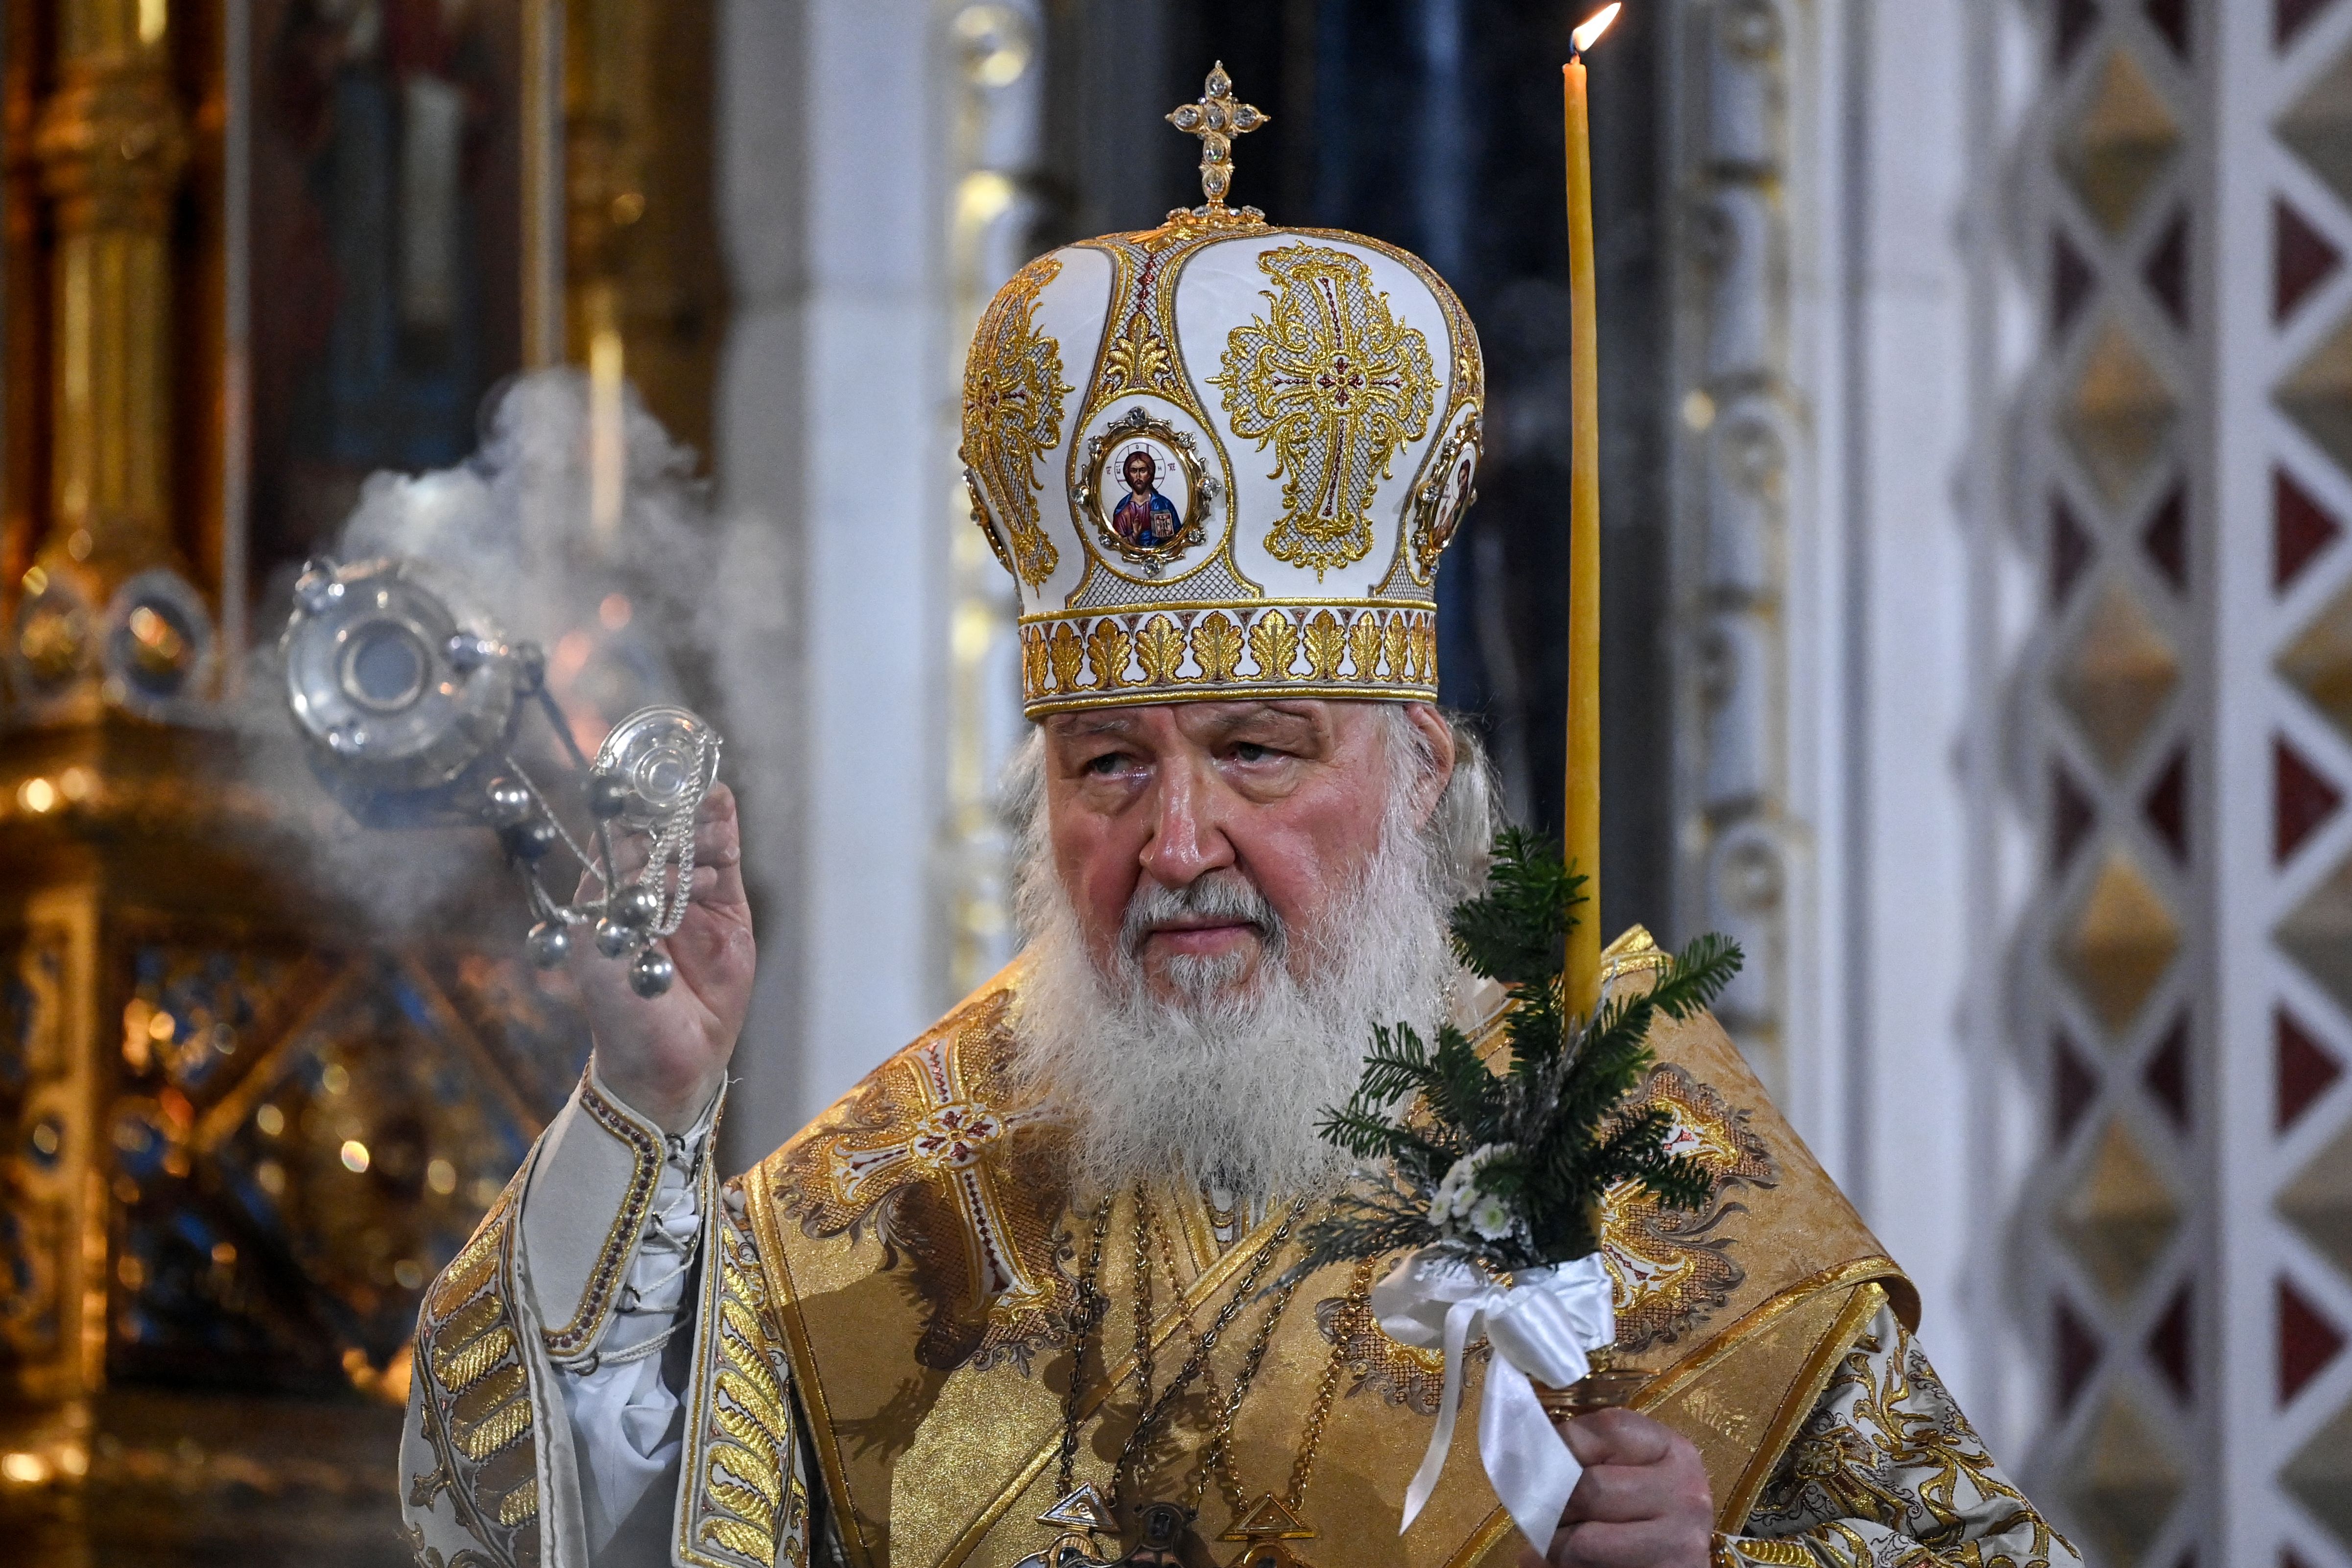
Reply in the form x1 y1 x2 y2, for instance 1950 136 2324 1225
1353 1022 1443 1109
1314 1103 1457 1171
1307 826 1747 1277
1279 1169 1445 1288
1642 933 1742 1021
1448 829 1587 986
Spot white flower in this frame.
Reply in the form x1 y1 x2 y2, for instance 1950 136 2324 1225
1428 1143 1517 1238
1466 1192 1515 1240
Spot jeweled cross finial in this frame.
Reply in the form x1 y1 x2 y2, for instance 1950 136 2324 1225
1166 62 1268 210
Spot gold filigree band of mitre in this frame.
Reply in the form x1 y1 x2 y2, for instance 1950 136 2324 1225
1018 603 1438 716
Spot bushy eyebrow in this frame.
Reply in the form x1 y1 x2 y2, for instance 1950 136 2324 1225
1192 705 1318 743
1045 700 1330 748
1048 712 1142 739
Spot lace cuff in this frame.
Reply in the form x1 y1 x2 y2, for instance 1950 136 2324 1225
520 1065 723 1365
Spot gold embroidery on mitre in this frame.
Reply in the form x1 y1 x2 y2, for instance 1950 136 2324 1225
1134 613 1188 685
1302 609 1347 680
1021 624 1051 697
1194 610 1244 682
1016 605 1438 713
1599 1064 1779 1352
1248 608 1299 679
1347 612 1382 680
1212 243 1438 576
1085 620 1132 691
963 256 1075 588
771 989 1071 1374
1099 304 1180 399
1047 622 1086 693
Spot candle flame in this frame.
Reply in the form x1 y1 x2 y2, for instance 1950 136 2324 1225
1572 2 1621 52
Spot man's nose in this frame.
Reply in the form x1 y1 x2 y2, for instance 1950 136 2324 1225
1139 758 1234 886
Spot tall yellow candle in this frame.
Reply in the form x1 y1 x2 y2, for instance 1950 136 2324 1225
1563 3 1616 1015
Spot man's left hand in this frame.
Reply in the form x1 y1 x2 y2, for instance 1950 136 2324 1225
1517 1409 1715 1568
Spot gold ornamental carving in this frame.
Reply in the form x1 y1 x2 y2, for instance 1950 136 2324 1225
962 255 1074 588
1212 245 1438 577
32 51 190 234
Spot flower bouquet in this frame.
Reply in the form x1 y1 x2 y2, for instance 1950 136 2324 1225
1286 829 1740 1548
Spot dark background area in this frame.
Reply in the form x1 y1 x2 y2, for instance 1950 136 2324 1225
1035 0 1673 941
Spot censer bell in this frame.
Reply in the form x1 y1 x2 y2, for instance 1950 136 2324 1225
282 555 724 998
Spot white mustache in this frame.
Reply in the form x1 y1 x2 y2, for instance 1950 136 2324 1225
1118 871 1286 963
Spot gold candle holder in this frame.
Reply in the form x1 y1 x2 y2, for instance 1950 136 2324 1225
1534 1348 1649 1421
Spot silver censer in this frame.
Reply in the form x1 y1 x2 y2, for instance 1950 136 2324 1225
282 556 723 998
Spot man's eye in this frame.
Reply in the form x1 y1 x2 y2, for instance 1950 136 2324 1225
1083 753 1130 776
1231 742 1273 763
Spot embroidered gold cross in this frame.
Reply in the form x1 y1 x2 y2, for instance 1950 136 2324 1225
825 1030 1051 1310
1166 62 1268 209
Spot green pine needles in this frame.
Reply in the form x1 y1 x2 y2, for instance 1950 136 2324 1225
1288 828 1744 1280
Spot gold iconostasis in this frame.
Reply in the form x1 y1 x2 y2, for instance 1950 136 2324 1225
0 1 718 1560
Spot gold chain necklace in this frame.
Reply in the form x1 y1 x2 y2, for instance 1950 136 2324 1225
1039 1191 1362 1568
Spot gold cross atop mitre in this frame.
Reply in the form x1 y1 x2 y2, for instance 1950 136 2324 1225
1166 62 1268 212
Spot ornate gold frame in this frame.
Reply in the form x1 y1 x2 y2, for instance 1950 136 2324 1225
1073 407 1216 577
1409 407 1482 584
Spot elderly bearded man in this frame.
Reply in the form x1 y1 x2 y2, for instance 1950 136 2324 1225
397 104 2076 1568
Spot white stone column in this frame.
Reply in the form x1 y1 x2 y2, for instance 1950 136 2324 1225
714 0 948 1161
713 1 1044 1163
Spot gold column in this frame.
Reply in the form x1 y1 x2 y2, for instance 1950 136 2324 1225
32 0 187 593
0 0 190 1486
1 0 51 610
561 0 720 462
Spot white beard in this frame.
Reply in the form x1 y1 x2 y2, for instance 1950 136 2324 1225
1009 812 1459 1202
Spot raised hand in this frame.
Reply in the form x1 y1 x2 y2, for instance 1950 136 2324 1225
1519 1409 1715 1568
572 783 756 1129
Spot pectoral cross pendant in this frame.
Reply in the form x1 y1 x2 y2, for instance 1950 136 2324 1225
1023 1489 1317 1568
1220 1493 1317 1568
1017 1494 1203 1568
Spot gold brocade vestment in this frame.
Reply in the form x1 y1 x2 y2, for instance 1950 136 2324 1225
729 932 1914 1568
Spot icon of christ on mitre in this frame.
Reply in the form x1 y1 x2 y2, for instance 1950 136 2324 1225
399 66 2076 1568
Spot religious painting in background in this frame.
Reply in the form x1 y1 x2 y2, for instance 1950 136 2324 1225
247 0 524 599
1080 408 1209 570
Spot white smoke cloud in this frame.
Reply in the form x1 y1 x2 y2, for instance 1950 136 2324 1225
233 369 792 938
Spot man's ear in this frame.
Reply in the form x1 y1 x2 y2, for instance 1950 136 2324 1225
1403 703 1456 829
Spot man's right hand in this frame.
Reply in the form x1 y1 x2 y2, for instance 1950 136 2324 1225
573 782 755 1130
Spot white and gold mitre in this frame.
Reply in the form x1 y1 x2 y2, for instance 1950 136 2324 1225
962 65 1485 718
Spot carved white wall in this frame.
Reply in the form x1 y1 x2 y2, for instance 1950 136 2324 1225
1665 0 2042 1464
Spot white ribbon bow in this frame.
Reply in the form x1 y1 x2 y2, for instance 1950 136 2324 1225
1371 1248 1617 1551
